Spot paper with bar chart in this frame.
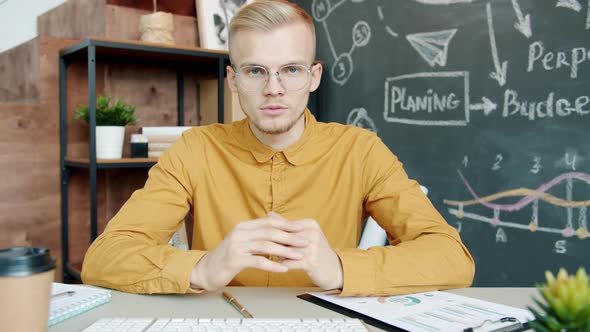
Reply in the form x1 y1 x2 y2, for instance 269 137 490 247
308 290 533 332
444 170 590 240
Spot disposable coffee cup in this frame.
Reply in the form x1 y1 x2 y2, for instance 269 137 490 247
0 247 56 331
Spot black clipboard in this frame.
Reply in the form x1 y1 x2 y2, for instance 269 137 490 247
297 293 406 331
297 293 532 332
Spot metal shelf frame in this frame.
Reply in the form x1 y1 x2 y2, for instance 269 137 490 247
58 37 323 283
59 38 229 282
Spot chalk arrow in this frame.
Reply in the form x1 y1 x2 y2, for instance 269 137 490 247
487 3 508 86
556 0 582 12
490 61 508 87
512 0 532 38
469 97 497 115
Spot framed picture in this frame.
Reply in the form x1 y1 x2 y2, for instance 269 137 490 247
196 0 252 50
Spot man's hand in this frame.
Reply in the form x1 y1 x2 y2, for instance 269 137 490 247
279 216 344 290
190 214 308 291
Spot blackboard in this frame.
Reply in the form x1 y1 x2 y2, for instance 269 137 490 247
293 0 590 286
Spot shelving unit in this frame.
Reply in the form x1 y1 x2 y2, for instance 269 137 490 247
59 38 229 282
59 37 323 283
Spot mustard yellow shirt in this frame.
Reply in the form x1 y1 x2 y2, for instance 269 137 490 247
82 110 474 296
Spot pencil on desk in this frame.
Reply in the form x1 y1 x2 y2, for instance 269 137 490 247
222 291 254 318
51 290 76 300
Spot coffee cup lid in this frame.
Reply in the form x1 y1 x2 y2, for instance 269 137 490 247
0 247 56 277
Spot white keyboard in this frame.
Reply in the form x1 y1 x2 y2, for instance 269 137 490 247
82 317 370 331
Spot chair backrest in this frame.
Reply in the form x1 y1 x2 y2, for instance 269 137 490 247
169 219 190 250
358 185 428 250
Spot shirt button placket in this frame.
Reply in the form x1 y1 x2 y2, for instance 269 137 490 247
271 153 284 211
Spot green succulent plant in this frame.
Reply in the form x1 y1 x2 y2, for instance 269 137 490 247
528 267 590 332
75 94 138 126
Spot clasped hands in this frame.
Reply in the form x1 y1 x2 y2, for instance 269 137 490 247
190 212 343 291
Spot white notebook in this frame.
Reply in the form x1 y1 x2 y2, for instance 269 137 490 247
49 283 111 326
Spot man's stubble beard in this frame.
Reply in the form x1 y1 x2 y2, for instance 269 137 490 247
247 107 305 135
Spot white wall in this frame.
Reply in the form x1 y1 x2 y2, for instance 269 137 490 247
0 0 67 52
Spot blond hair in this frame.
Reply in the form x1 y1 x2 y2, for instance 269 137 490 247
228 0 316 62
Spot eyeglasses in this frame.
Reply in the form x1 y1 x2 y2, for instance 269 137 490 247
233 64 312 92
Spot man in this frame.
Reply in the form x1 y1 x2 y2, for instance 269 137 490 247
82 0 474 296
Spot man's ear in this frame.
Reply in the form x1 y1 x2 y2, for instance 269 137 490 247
309 63 323 93
227 65 238 92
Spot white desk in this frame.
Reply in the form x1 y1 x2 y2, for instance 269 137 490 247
49 287 537 332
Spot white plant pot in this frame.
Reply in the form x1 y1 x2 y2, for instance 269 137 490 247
96 126 125 159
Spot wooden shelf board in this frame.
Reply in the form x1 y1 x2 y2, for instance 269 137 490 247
65 157 158 168
60 37 229 67
66 157 157 163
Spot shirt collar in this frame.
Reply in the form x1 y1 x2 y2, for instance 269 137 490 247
239 109 317 166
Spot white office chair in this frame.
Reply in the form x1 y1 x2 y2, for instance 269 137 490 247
168 221 189 250
358 185 428 250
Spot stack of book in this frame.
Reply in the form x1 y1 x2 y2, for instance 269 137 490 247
142 126 192 158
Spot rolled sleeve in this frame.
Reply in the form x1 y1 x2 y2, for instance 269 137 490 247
162 250 208 294
335 248 375 296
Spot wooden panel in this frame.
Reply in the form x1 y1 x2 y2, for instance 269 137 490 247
199 79 244 125
104 169 150 220
38 35 100 159
61 65 109 159
106 0 196 17
105 5 198 47
102 63 199 157
66 157 158 164
184 74 201 126
65 170 105 266
37 0 106 39
174 13 200 48
0 37 76 275
0 36 79 280
38 36 103 280
39 36 80 154
65 170 150 265
39 36 79 103
0 38 40 103
37 0 197 47
37 36 82 281
0 102 61 271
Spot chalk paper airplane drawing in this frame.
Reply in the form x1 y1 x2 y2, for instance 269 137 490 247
406 29 457 67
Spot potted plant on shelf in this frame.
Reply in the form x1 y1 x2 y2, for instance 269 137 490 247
75 94 138 159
